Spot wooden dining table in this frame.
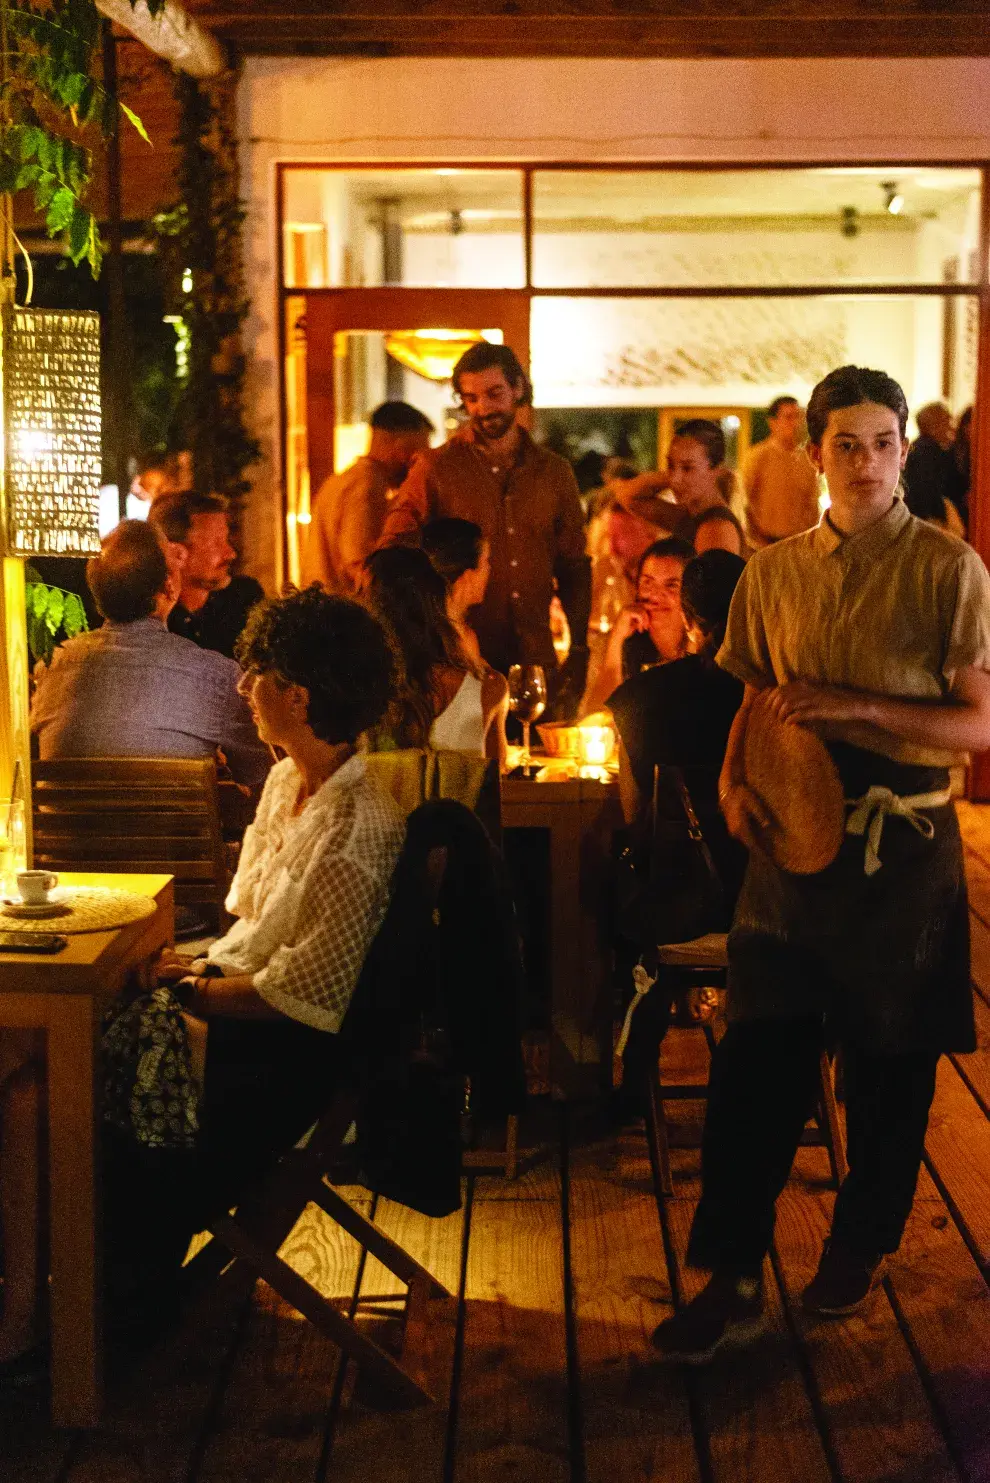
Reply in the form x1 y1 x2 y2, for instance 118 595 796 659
501 769 623 1099
0 871 174 1427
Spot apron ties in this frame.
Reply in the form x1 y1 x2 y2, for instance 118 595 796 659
845 786 953 877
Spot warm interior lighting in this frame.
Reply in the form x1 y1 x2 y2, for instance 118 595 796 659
334 421 371 473
882 181 904 216
5 309 102 557
384 328 485 382
578 720 616 779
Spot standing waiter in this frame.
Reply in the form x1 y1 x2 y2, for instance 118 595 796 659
652 364 990 1363
380 343 591 711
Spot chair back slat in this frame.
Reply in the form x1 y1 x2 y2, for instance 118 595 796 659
365 748 501 845
31 757 230 922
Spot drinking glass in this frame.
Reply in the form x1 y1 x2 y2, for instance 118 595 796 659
507 665 548 777
0 798 26 900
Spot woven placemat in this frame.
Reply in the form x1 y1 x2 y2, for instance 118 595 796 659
0 887 158 935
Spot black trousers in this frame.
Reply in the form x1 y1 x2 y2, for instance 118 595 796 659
686 1018 939 1275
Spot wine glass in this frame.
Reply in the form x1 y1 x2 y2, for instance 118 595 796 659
507 664 548 777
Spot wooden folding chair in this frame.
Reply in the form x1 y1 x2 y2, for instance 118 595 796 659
32 757 233 930
205 1092 454 1406
192 837 458 1407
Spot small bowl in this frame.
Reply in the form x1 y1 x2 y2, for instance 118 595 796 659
536 722 583 759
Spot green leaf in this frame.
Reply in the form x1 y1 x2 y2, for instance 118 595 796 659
46 185 75 233
62 592 86 638
36 131 58 175
119 102 150 145
60 72 89 108
33 174 58 210
26 583 47 620
12 124 43 162
29 609 56 666
67 201 91 263
43 587 65 634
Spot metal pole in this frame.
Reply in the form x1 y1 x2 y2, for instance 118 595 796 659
101 21 131 521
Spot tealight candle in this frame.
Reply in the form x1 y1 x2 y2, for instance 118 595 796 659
577 723 615 779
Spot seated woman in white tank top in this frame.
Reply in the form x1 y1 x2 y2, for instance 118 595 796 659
364 546 507 764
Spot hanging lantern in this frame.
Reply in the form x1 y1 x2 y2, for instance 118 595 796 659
4 308 102 558
384 328 485 383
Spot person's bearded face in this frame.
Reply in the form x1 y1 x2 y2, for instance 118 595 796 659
457 368 523 442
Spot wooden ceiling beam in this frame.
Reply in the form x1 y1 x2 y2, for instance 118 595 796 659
182 1 990 56
186 0 989 18
183 17 990 58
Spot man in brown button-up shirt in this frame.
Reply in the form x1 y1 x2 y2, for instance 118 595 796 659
380 345 591 703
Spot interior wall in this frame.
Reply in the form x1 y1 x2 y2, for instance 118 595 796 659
238 56 990 590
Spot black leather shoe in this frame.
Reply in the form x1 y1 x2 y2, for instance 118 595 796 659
651 1271 765 1364
802 1239 884 1316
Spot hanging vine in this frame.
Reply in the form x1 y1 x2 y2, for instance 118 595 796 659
155 65 258 500
0 0 157 276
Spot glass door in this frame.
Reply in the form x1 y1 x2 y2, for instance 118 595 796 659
285 289 529 584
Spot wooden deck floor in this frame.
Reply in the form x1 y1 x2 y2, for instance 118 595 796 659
9 803 990 1482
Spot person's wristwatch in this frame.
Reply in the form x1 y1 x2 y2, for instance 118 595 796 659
173 976 202 1010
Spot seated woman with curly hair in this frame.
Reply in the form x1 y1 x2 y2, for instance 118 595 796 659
156 586 406 1197
364 545 507 764
0 589 406 1372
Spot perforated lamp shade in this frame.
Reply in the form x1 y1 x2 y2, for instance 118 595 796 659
4 309 102 557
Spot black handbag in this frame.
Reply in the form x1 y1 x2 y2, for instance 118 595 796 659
615 764 726 951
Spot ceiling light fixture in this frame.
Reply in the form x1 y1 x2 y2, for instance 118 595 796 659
384 328 485 382
882 181 904 215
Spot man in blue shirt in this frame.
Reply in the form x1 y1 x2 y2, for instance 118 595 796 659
31 520 269 788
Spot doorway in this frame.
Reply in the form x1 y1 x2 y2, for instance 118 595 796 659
286 288 529 583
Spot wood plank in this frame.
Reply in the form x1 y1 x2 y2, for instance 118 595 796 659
326 1195 465 1482
454 1164 570 1482
950 988 990 1117
775 1147 958 1483
192 1197 370 1483
198 21 990 60
188 1 990 58
925 1056 990 1269
662 1156 833 1483
568 1130 701 1483
886 1164 990 1483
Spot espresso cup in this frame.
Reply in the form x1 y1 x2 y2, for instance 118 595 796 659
17 869 59 905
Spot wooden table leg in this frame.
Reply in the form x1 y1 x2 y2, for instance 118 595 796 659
46 994 101 1427
548 807 596 1099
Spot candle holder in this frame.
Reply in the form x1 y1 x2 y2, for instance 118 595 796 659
577 721 616 781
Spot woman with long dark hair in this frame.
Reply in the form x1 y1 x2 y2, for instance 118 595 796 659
422 516 493 674
364 546 507 763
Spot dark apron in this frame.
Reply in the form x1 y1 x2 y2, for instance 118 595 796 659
727 742 974 1054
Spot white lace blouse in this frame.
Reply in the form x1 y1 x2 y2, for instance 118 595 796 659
206 753 405 1032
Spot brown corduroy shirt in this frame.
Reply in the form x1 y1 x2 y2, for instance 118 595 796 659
381 426 591 674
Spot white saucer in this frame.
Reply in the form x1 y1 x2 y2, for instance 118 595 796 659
2 889 71 918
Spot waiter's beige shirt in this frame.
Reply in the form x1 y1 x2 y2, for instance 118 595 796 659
741 438 821 541
301 456 393 594
717 497 990 766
